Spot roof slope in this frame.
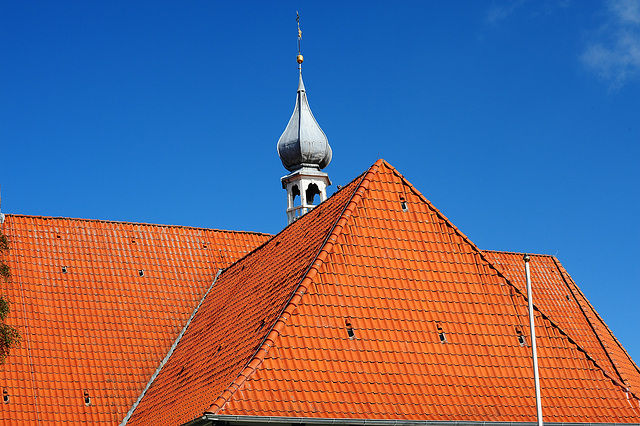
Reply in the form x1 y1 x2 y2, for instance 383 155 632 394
0 215 270 425
126 172 366 426
128 160 640 425
485 250 640 399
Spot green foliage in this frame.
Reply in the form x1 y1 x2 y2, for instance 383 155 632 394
0 231 9 282
0 262 10 282
0 230 19 362
0 296 8 320
0 321 20 362
0 233 8 252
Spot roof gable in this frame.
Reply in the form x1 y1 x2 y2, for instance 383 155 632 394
0 215 270 424
128 160 640 425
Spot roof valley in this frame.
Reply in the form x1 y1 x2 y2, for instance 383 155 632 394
554 257 640 393
486 250 639 399
551 256 631 390
120 269 224 426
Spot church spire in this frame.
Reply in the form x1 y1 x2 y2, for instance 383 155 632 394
277 13 332 225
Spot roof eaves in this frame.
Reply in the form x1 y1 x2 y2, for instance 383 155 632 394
206 160 384 415
191 414 640 426
121 269 224 426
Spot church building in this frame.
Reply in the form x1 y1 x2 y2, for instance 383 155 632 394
1 34 639 426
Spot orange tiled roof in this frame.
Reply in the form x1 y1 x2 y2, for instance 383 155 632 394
484 250 640 399
125 172 368 425
127 159 640 425
0 215 270 424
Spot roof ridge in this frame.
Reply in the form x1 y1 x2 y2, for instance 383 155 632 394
203 176 371 282
483 249 553 257
380 162 637 400
3 213 271 236
207 159 384 414
381 161 485 257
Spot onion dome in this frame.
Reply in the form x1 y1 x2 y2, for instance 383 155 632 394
277 71 332 172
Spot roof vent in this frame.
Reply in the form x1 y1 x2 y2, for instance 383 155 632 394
400 196 408 212
83 390 91 406
345 319 355 340
566 295 571 301
61 266 68 273
516 328 526 346
138 269 144 277
437 325 447 343
2 388 8 404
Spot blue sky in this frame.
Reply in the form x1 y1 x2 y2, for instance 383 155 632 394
2 1 639 364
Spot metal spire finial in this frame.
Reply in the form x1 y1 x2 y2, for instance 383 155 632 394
296 12 304 66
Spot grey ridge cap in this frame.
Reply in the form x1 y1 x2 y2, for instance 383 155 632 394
184 415 640 426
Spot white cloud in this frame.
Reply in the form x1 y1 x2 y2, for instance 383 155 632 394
485 0 570 25
611 0 640 24
485 0 529 24
582 0 640 88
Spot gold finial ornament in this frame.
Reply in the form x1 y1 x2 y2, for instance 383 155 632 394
296 11 303 65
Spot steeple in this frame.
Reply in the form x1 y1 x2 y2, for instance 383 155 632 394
277 14 332 224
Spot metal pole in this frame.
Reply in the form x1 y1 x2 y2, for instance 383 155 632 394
523 254 543 426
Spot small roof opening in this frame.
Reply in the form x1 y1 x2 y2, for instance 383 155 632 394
437 325 447 343
400 196 408 212
345 319 355 340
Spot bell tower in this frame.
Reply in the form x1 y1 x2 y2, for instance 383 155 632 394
277 15 332 224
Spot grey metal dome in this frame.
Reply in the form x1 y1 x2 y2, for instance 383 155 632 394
277 72 332 172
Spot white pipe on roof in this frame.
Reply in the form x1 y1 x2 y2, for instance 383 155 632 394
524 254 544 426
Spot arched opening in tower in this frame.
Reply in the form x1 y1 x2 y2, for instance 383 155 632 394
292 184 301 206
306 183 321 204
